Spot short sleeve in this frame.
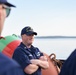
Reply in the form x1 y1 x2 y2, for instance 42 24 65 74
13 48 31 70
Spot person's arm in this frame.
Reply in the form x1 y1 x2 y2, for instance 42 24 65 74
30 56 49 69
24 64 39 74
13 49 39 75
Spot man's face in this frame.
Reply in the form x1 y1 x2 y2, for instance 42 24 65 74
0 4 11 36
22 34 34 46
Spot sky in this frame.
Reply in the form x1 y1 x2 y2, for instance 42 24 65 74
2 0 76 36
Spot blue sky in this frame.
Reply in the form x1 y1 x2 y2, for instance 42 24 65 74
2 0 76 36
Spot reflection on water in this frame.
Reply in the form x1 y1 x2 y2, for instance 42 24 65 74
33 38 76 60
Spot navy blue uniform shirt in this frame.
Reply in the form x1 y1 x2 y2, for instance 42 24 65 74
12 42 43 75
59 49 76 75
0 52 24 75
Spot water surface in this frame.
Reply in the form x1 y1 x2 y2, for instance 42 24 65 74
33 37 76 60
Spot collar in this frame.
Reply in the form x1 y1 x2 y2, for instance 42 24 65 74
20 42 35 50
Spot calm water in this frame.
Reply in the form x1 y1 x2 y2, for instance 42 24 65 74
33 38 76 60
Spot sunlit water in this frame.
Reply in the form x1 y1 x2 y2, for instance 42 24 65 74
33 38 76 60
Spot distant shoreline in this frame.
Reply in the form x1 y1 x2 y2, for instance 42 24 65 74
18 35 76 39
35 36 76 39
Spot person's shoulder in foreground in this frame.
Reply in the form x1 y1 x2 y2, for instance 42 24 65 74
0 52 24 75
59 49 76 75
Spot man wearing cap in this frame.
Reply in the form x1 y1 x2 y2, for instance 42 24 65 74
12 26 49 75
0 0 24 75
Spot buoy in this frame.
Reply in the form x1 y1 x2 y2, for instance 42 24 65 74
0 35 21 58
41 53 58 75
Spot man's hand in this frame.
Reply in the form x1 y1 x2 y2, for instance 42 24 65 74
30 58 49 69
30 59 39 65
39 56 48 61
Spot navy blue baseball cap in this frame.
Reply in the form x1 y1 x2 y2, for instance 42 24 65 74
21 26 37 36
0 0 16 7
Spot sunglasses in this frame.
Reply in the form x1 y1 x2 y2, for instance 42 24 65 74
2 5 11 17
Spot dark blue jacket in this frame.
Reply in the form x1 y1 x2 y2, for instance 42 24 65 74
0 52 24 75
59 49 76 75
12 42 43 75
